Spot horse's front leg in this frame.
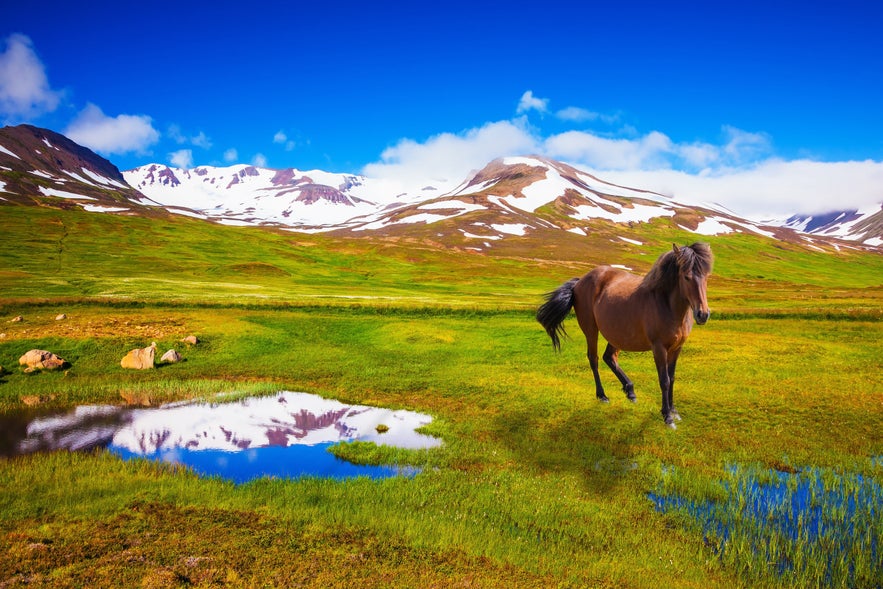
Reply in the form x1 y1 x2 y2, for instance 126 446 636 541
652 345 676 428
667 348 683 422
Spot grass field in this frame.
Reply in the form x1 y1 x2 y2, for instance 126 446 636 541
1 205 881 587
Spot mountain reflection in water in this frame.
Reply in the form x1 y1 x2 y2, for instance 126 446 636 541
6 392 441 483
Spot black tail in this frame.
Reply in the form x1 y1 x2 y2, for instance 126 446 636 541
536 278 579 351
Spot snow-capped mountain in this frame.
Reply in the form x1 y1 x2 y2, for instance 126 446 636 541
122 162 450 230
336 156 795 241
2 125 881 248
782 205 883 246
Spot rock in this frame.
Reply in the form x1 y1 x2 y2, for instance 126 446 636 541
55 313 67 321
160 349 182 364
120 342 157 370
9 315 23 323
181 335 199 345
19 349 68 372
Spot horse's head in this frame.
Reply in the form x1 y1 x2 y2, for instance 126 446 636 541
673 243 713 325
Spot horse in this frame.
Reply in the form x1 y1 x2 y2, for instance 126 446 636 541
536 243 713 428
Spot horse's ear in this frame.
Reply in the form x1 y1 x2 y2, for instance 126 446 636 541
672 243 680 255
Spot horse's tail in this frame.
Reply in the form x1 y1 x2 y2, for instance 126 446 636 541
536 278 580 351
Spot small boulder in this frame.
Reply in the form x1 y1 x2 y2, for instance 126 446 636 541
9 315 23 323
181 335 199 345
19 349 68 372
55 314 67 321
160 349 182 364
121 342 157 370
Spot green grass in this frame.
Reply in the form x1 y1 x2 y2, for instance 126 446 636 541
1 204 882 587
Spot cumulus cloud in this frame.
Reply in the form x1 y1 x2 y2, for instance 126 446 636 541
361 89 883 220
364 113 883 220
168 124 212 149
598 160 883 220
516 90 549 114
65 103 159 155
362 120 538 193
252 153 268 167
544 130 675 170
169 148 193 168
273 130 296 151
555 106 600 122
0 33 61 121
223 148 238 163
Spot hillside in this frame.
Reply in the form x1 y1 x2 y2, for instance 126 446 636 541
0 125 164 216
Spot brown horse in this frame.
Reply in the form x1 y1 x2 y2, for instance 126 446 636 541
536 243 713 428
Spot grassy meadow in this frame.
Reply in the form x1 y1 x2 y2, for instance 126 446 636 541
1 205 882 587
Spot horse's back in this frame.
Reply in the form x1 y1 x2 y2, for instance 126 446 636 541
573 265 651 351
575 265 641 302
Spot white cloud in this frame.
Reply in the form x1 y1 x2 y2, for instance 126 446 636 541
362 120 538 193
595 160 883 220
364 111 883 220
223 148 238 163
252 153 267 167
516 90 549 114
0 33 61 121
721 125 772 162
273 130 295 151
544 130 675 170
362 90 883 220
191 131 211 149
168 124 211 149
65 103 159 155
169 148 193 168
556 106 599 122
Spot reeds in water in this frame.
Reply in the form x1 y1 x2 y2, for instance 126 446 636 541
649 462 882 587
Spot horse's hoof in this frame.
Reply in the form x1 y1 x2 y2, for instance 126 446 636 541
597 395 610 403
666 421 677 430
626 395 637 403
671 410 682 421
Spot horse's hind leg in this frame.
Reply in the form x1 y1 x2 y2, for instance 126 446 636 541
577 317 609 403
587 335 609 403
603 344 636 402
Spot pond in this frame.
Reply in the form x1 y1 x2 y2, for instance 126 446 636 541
1 391 442 483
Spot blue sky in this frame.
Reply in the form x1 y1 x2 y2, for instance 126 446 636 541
2 0 882 219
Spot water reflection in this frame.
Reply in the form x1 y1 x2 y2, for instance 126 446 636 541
4 392 441 483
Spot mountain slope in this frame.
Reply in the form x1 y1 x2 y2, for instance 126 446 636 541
0 124 161 215
783 205 883 246
122 163 447 229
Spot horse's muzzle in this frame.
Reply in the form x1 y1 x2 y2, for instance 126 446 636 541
694 309 711 325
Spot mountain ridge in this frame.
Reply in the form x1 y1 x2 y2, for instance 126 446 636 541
2 124 880 249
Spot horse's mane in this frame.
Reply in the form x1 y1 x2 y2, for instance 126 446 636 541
641 242 713 292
